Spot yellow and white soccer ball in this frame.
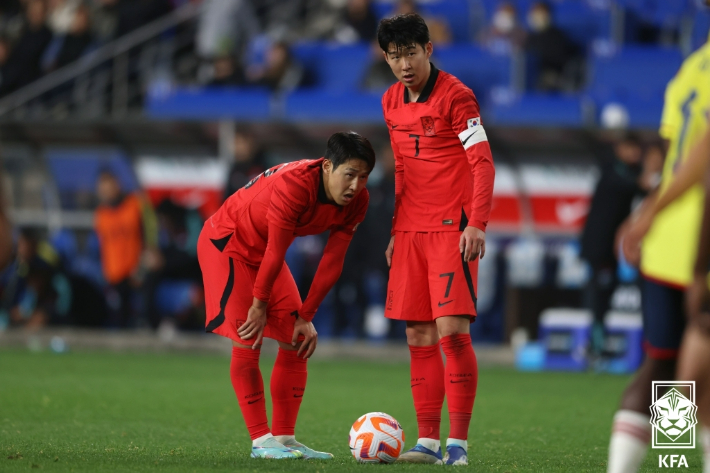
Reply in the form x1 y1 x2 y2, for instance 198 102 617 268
348 412 405 463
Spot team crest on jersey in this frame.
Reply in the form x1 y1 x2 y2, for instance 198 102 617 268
467 117 481 128
421 116 436 136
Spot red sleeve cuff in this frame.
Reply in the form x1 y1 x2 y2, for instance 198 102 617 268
468 221 487 231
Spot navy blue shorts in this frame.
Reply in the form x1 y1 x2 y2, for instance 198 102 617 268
642 277 686 359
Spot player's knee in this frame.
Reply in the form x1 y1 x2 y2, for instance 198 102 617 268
435 315 470 339
405 323 438 346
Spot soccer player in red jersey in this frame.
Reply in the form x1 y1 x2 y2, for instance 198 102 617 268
377 14 496 466
198 132 374 460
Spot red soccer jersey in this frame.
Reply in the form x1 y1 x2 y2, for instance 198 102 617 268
382 64 495 233
205 158 368 319
208 158 368 266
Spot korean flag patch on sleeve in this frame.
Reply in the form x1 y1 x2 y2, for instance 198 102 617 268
467 117 481 128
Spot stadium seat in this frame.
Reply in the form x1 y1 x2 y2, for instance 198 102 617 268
45 148 137 209
486 93 585 127
480 0 612 46
586 45 682 101
292 43 372 92
50 229 79 264
145 87 272 120
155 280 196 315
618 0 692 29
284 90 383 123
372 0 473 42
434 44 512 100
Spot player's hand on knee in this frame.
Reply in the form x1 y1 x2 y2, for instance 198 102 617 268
385 236 395 268
460 226 485 262
292 317 318 359
238 302 267 348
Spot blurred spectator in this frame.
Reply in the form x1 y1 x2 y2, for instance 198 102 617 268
0 170 12 271
361 40 395 91
223 130 267 200
333 0 378 44
524 1 580 92
580 132 644 350
0 0 52 96
7 228 63 328
142 199 203 330
195 0 258 61
246 41 312 93
393 0 451 45
47 0 82 35
0 0 24 43
94 169 158 327
478 3 526 52
207 53 244 86
48 4 93 71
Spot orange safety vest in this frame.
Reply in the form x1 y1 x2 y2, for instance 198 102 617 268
94 194 144 284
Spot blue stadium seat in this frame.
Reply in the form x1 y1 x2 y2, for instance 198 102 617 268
292 43 372 92
284 90 383 123
145 87 272 120
155 280 196 315
372 0 473 42
691 10 710 51
586 45 682 103
434 44 512 100
487 93 585 127
45 148 137 209
50 229 78 265
480 0 612 46
597 95 665 129
618 0 692 28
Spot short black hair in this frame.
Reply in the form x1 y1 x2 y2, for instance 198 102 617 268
377 13 430 53
324 131 376 172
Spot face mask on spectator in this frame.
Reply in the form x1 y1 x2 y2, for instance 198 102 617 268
493 11 516 34
527 10 550 32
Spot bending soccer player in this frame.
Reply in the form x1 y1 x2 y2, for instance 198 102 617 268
606 32 710 473
198 132 373 460
377 14 495 466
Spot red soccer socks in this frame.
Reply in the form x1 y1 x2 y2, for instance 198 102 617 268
230 346 270 440
270 348 308 437
441 334 478 441
409 343 446 440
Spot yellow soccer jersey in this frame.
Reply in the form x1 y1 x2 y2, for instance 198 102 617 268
641 42 710 287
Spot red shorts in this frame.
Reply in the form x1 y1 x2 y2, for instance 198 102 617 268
385 231 478 322
197 227 301 345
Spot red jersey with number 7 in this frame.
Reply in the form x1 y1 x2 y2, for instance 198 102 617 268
382 64 495 233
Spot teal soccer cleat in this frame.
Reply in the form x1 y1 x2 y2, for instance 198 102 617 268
250 437 304 459
277 437 334 459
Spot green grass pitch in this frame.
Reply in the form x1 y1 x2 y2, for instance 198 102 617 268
0 349 703 472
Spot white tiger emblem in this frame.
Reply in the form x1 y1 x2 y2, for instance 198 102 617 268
650 388 698 441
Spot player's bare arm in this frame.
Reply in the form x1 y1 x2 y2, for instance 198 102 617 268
687 167 710 332
238 298 268 348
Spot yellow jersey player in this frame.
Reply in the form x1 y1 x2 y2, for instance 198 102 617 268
608 34 710 473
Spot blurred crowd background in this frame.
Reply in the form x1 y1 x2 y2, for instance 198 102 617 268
0 0 704 349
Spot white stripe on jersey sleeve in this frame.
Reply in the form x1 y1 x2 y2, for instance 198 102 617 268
458 126 488 150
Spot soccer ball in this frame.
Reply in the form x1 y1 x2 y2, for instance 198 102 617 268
348 412 405 463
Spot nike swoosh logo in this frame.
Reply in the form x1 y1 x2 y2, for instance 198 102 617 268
392 124 399 129
438 300 454 307
293 394 303 398
450 380 468 384
461 131 475 146
247 397 263 404
410 383 423 387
